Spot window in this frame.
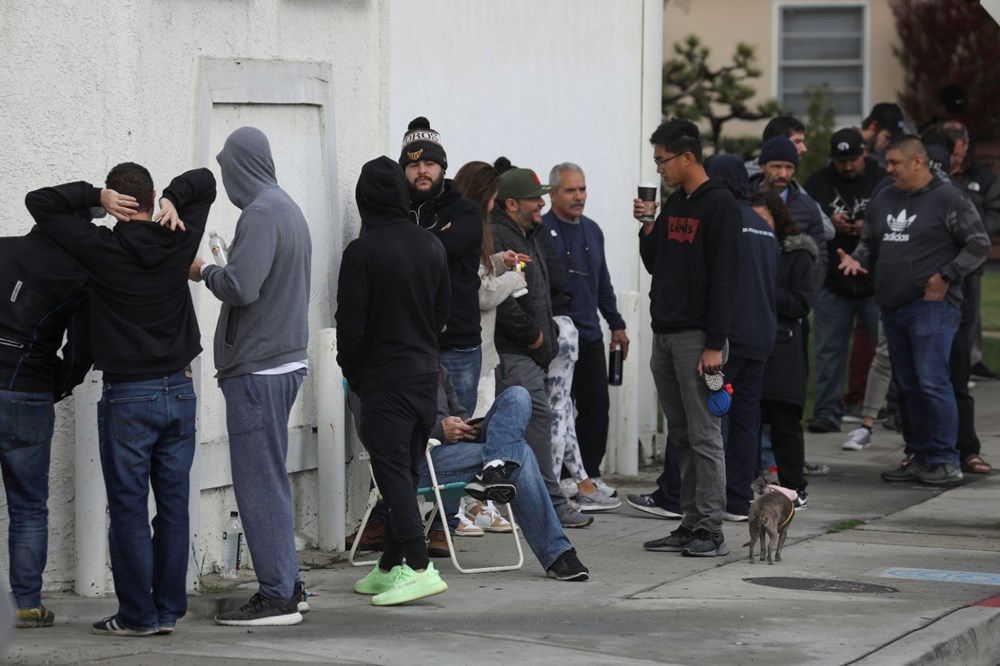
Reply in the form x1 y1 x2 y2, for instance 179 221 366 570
777 4 866 119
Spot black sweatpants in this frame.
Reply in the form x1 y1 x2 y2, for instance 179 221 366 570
358 373 438 571
761 399 807 493
571 337 610 478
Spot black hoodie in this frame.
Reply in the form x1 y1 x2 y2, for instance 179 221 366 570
25 169 215 381
336 157 450 397
409 180 483 351
639 177 741 350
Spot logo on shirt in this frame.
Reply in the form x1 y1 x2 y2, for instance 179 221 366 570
883 208 916 242
668 216 701 243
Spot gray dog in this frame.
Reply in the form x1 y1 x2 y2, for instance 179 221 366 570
744 477 794 565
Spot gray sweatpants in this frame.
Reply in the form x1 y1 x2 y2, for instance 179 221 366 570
496 352 568 513
650 331 726 533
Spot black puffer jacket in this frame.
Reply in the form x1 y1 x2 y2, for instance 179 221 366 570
490 209 559 369
762 233 817 413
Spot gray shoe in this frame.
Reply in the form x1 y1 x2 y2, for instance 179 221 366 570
577 488 621 513
917 463 964 486
803 460 830 476
643 525 695 552
557 504 594 528
881 459 925 482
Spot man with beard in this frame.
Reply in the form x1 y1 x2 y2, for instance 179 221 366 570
861 103 905 168
491 161 592 528
400 117 483 415
804 128 886 436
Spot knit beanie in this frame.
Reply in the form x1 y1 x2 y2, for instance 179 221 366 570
399 117 447 170
759 135 800 166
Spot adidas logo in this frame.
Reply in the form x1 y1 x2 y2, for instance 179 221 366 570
884 209 916 242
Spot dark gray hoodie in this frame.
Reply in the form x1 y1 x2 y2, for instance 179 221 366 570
203 127 313 378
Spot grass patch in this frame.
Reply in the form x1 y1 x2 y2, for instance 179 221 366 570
827 518 866 533
980 271 1000 332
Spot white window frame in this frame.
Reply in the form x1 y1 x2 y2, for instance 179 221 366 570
772 1 870 127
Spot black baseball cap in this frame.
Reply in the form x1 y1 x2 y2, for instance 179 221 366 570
863 103 905 136
829 128 866 159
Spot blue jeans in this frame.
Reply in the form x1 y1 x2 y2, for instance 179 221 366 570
0 390 54 609
98 372 196 630
418 386 572 570
812 288 880 425
881 300 961 466
220 370 305 601
440 346 482 416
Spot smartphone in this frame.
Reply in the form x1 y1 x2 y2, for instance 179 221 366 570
465 417 484 426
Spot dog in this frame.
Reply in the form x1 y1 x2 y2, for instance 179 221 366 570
744 477 794 565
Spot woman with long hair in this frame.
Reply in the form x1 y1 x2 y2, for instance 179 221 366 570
452 160 526 533
751 190 817 509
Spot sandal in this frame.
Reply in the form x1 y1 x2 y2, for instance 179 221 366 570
961 454 992 475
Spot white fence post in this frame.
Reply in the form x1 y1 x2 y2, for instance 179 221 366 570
316 328 346 551
74 373 106 596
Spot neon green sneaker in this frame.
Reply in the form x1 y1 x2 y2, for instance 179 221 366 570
354 563 402 595
17 604 55 628
371 562 447 606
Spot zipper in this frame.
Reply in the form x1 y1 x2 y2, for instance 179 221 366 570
0 336 24 349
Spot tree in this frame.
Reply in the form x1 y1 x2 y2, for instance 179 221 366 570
799 85 836 181
662 35 780 148
891 0 1000 140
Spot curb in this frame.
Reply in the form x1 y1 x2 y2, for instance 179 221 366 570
856 605 1000 666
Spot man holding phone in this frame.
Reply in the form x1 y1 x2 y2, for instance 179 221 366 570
804 128 886 434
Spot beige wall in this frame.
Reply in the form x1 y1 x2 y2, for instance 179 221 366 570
663 0 905 139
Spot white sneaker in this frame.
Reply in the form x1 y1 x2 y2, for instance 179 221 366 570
454 509 485 537
560 478 579 500
466 500 512 533
842 426 872 451
577 487 621 512
592 477 618 498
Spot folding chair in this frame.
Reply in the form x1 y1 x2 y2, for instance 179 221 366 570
348 438 524 573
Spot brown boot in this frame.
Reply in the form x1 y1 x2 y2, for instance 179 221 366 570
427 529 450 558
346 518 387 551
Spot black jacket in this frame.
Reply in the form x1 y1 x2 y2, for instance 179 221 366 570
0 227 91 398
762 234 818 412
26 169 215 381
803 158 884 298
639 177 741 350
410 180 483 351
337 157 450 397
490 209 559 369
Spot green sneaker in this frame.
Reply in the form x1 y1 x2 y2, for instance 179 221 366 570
354 563 402 595
17 604 55 628
371 562 447 606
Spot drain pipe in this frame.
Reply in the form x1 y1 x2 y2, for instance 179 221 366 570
74 373 106 596
316 328 346 551
613 291 641 476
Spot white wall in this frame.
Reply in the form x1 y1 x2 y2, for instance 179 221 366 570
0 0 662 596
0 0 387 594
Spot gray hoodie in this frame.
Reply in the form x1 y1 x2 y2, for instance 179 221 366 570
203 127 313 378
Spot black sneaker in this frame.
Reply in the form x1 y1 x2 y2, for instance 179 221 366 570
91 615 157 637
294 580 310 614
881 460 925 483
546 548 589 581
970 361 1000 380
681 529 730 557
215 592 303 626
806 418 840 434
465 462 518 503
882 414 903 432
917 463 964 486
793 490 808 510
626 493 683 519
643 525 695 552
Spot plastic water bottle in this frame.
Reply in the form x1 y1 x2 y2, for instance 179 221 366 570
219 511 243 579
209 232 229 267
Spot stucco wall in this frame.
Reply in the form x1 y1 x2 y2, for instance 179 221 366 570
0 0 387 594
663 0 905 141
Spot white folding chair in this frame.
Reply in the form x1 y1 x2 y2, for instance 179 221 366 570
348 438 524 573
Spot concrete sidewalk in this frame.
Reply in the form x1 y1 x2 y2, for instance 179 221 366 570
4 382 1000 665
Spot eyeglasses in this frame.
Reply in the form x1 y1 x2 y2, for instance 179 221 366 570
654 152 687 168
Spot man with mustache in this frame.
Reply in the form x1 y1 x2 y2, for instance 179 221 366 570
804 128 886 437
491 163 592 529
540 163 626 508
